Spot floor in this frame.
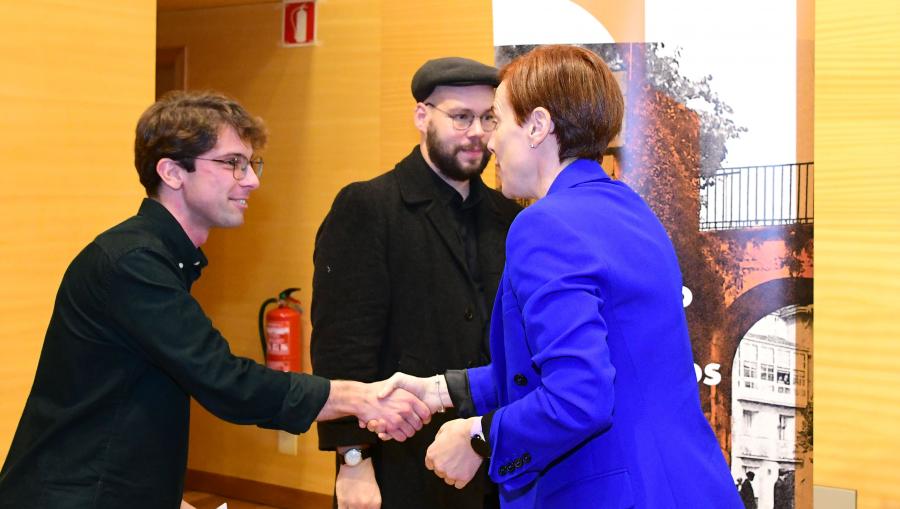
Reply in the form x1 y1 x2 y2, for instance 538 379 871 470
183 490 283 509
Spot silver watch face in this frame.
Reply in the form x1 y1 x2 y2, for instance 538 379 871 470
344 448 362 466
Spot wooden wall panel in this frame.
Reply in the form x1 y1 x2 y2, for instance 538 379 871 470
0 1 154 461
815 0 900 507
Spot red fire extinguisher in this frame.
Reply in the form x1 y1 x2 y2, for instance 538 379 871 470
258 288 303 372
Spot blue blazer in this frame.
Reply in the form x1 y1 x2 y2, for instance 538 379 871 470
467 160 742 508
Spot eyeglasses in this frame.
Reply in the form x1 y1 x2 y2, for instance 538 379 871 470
425 103 498 132
194 155 264 180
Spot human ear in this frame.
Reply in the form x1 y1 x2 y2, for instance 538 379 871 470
413 102 430 133
527 107 554 147
157 158 185 191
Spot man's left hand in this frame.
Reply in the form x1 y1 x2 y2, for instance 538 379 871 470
425 417 483 489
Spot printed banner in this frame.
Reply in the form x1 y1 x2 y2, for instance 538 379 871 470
493 2 813 508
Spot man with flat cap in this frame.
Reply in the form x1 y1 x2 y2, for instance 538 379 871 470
312 57 520 508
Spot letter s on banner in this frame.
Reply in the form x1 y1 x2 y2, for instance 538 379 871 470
694 363 722 386
702 363 721 386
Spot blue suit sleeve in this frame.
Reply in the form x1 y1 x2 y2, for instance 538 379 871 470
487 207 617 490
468 363 500 415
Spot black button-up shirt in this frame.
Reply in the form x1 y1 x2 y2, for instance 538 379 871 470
426 170 489 323
0 199 330 509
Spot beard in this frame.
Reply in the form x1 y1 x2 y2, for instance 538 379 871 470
425 125 491 182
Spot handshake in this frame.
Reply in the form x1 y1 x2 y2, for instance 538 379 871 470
338 373 450 441
327 373 484 489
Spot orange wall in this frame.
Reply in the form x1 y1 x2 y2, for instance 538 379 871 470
815 1 900 507
157 0 494 494
0 1 155 460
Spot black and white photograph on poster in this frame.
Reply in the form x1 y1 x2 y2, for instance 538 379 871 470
732 306 812 509
493 1 813 507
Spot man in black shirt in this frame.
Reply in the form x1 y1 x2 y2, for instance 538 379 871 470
311 57 520 509
0 91 430 509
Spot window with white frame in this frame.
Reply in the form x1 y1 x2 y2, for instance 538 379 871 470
778 414 795 440
743 410 757 436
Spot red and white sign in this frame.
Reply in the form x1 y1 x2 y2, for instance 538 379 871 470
283 1 316 46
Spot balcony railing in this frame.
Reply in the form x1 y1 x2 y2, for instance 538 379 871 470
699 162 814 231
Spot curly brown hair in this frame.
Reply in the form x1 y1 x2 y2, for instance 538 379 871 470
134 91 267 196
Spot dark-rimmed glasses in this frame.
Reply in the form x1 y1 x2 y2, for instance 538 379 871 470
194 155 264 180
425 103 498 132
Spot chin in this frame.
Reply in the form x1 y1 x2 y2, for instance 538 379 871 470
221 216 246 229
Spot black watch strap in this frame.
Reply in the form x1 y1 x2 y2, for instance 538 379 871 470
470 433 491 459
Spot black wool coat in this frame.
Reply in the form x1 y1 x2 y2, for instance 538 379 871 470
311 146 520 509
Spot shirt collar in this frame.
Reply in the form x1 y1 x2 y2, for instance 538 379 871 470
137 198 208 276
425 165 484 210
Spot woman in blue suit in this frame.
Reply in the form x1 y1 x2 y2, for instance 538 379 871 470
379 44 742 509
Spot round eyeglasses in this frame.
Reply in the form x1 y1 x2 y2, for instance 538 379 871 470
425 103 498 132
194 155 264 180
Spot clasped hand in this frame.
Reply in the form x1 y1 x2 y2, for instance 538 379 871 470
370 373 484 489
354 378 433 442
425 416 483 489
365 373 447 439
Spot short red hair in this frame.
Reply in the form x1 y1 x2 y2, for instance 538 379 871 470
499 45 623 161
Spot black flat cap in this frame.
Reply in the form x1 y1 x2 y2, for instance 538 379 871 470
411 57 500 102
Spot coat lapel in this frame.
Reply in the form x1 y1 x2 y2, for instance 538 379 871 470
395 147 469 276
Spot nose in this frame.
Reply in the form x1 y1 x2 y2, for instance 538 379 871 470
240 167 261 190
467 117 487 138
487 135 496 154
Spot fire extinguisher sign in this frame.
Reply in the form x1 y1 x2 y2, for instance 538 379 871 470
283 1 316 47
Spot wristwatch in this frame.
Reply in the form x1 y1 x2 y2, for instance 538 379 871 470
470 432 491 459
340 447 373 467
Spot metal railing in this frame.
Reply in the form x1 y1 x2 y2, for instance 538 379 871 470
699 162 814 231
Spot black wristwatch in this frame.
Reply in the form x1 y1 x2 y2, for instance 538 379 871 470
470 432 491 459
340 447 373 467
